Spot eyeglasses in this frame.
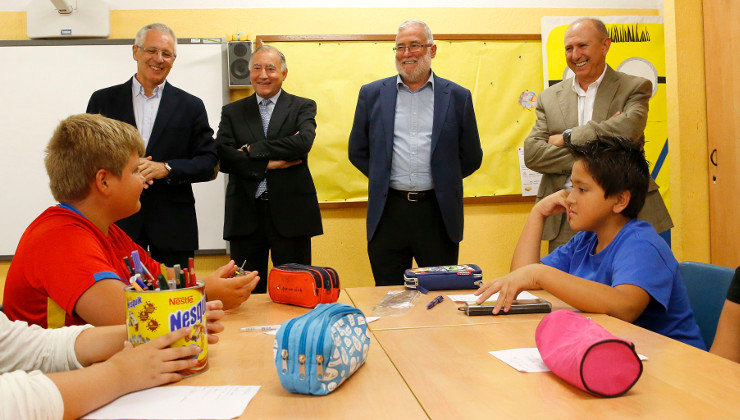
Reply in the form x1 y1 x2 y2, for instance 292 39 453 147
393 43 432 53
250 64 279 73
138 46 176 60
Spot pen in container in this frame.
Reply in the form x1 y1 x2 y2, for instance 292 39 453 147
174 264 185 289
157 274 169 290
131 250 157 288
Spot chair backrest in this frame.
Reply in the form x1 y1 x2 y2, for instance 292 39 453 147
678 261 734 348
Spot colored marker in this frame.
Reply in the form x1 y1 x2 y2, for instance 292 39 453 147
123 256 136 277
131 250 156 284
183 268 190 287
157 274 169 290
426 295 444 310
174 264 185 289
240 324 281 332
129 277 144 291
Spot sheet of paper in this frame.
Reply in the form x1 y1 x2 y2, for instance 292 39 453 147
518 146 542 196
82 385 260 419
447 291 540 303
490 348 648 373
490 348 550 372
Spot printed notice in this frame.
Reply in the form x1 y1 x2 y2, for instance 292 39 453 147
518 146 542 196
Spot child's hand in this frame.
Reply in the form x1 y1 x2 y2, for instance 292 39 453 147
204 260 259 310
473 265 540 314
205 300 225 344
534 189 569 217
107 327 201 395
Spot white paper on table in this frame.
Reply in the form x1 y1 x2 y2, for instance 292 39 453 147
490 348 648 373
82 385 260 419
447 291 540 303
490 348 551 372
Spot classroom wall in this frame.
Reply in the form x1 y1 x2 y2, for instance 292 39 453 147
0 4 710 287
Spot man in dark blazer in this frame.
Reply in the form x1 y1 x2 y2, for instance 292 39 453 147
215 45 322 294
87 23 218 268
348 20 483 286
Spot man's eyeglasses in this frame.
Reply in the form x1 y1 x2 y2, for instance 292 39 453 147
139 46 176 60
393 43 432 53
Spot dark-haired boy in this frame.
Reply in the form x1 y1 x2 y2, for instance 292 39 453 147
476 136 704 349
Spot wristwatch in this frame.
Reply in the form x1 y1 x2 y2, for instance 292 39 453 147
163 162 172 175
562 128 572 144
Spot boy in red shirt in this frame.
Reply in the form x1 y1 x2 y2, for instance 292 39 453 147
4 114 259 327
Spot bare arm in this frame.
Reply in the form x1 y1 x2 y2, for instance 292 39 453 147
710 300 740 363
73 280 128 326
510 189 569 270
475 263 650 321
48 327 200 420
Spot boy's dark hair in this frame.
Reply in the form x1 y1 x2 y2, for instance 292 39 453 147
565 136 650 219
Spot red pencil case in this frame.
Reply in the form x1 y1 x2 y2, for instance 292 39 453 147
268 263 340 308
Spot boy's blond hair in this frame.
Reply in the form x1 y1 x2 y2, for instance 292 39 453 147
45 113 145 203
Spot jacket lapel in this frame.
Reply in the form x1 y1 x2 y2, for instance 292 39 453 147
592 66 618 122
431 74 450 153
380 78 398 162
266 91 291 138
147 82 177 153
119 78 136 127
242 94 265 142
557 79 579 128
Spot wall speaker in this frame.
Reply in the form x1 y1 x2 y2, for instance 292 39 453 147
227 41 253 88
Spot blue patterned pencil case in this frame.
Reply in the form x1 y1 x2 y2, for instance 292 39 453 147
273 303 371 395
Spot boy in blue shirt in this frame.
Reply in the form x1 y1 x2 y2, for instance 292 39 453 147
476 136 705 349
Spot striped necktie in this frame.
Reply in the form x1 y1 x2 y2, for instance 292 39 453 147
255 98 271 198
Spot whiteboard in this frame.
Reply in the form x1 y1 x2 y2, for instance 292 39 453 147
0 40 228 256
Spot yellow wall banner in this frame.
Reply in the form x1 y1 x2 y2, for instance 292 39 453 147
268 39 543 202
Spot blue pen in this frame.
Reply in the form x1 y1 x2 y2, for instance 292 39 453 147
426 295 444 309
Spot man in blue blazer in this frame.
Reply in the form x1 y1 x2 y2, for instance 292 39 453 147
87 23 218 268
349 20 483 286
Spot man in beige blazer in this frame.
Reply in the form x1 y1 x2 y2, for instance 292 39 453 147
524 18 672 252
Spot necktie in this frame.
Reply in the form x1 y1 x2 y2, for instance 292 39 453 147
255 99 271 198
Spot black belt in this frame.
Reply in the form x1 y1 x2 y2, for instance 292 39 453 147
389 189 434 202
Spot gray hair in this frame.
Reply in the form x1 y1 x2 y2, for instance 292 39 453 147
397 20 434 43
569 18 609 40
134 23 178 54
249 45 287 73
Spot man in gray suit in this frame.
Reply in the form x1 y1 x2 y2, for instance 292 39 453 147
524 18 672 252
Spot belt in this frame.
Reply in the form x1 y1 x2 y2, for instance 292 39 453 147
389 189 434 202
257 191 269 201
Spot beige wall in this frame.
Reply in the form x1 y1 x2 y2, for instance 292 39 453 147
1 5 710 291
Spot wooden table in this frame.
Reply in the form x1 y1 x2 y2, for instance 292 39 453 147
370 312 740 418
344 285 574 330
173 289 740 419
177 294 427 419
